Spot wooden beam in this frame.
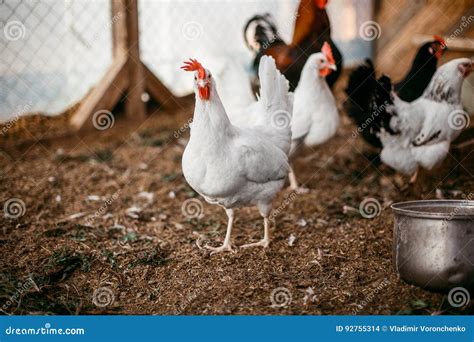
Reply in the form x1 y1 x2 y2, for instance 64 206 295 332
376 0 426 54
70 56 128 130
143 63 179 109
375 1 469 76
124 0 146 120
412 35 474 52
70 0 179 131
111 0 127 57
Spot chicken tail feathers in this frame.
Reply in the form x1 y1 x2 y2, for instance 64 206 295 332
345 58 376 125
345 59 397 148
373 75 397 136
258 55 293 132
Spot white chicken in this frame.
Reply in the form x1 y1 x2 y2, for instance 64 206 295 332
376 58 472 181
181 57 293 254
217 42 338 192
288 42 339 191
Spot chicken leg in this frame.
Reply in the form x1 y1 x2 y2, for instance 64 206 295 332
241 203 271 249
409 167 419 184
241 216 270 249
288 165 309 193
205 208 234 254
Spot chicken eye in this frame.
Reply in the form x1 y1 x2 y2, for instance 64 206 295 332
194 75 197 81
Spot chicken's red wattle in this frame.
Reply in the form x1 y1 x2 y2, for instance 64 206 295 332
198 86 210 100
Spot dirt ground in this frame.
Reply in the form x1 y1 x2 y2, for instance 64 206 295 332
0 83 473 315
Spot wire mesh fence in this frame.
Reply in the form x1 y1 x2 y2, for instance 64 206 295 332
1 0 371 123
1 0 299 122
0 0 113 121
138 0 300 97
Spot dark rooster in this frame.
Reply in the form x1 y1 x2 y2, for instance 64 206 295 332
345 35 447 148
291 0 343 88
244 0 343 90
395 35 447 102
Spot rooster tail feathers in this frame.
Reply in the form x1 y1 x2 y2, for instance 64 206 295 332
258 55 293 129
345 58 376 123
345 59 397 148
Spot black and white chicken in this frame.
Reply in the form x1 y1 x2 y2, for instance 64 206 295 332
356 58 472 182
345 36 448 148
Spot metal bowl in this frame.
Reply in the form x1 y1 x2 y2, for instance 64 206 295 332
391 200 474 292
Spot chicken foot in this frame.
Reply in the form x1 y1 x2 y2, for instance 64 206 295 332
409 167 419 184
205 208 234 255
288 165 309 193
241 216 270 249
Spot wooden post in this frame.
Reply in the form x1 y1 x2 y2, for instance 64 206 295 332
71 0 178 131
124 0 146 120
111 0 127 57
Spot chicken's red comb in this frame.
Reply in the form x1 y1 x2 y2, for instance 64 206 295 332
315 0 329 9
433 35 446 48
181 59 205 79
322 42 335 65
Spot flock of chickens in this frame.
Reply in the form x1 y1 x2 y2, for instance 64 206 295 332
180 0 472 254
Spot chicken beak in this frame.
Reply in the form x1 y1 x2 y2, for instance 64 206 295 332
319 63 337 77
462 62 472 78
433 43 447 60
198 86 210 100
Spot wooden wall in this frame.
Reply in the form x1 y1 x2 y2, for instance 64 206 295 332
374 0 474 77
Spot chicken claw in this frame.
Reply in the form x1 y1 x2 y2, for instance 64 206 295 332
205 244 234 255
240 238 270 249
288 186 310 194
288 166 310 193
409 167 419 184
241 215 271 249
